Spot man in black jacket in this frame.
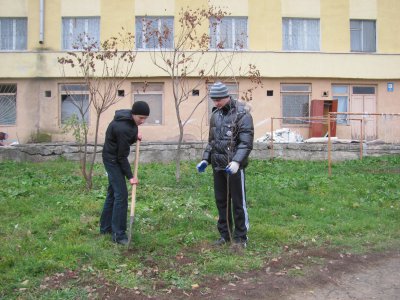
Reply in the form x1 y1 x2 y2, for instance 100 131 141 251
100 101 150 245
197 82 254 248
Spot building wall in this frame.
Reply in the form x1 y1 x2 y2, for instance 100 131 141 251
1 0 400 144
101 0 135 43
377 0 400 53
249 0 281 51
321 0 349 52
4 77 398 144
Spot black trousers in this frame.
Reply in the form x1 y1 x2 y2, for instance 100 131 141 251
100 160 128 241
213 169 249 241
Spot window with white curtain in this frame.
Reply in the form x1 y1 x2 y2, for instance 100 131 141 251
210 17 248 50
0 84 17 125
132 83 163 125
332 85 349 125
60 84 90 124
281 84 311 124
282 18 320 51
62 17 100 50
135 17 174 49
350 20 376 52
0 18 27 50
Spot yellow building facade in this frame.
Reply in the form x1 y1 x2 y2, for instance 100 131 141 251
1 0 400 143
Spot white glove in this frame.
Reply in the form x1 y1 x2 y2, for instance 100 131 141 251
225 161 239 175
196 160 208 173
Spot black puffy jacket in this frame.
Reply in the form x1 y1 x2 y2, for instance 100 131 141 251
102 109 138 179
202 99 254 171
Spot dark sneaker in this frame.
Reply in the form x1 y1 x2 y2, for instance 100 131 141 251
113 238 129 245
112 234 129 245
213 237 229 246
234 238 247 248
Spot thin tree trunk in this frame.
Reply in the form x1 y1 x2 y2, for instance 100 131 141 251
87 113 101 190
175 121 184 182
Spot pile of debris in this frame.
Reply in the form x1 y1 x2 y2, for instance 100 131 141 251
256 128 304 143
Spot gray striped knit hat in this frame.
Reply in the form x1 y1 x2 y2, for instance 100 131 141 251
209 82 229 99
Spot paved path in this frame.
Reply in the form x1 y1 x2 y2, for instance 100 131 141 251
287 256 400 300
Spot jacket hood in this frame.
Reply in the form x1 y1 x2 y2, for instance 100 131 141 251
114 109 133 121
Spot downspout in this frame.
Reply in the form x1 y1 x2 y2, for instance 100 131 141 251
38 0 44 140
39 0 44 44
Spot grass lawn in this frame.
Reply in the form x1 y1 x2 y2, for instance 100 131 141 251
0 156 399 298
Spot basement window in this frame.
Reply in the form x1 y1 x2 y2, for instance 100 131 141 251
60 84 90 124
281 83 311 124
0 84 17 125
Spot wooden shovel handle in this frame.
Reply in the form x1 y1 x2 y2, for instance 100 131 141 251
130 140 140 217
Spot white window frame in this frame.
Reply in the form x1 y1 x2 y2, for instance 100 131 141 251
132 82 163 125
282 18 320 51
135 16 174 50
210 17 248 50
60 84 90 124
62 17 100 50
0 18 27 51
332 85 349 125
0 84 17 125
281 84 311 124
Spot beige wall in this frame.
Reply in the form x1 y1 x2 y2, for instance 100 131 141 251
0 0 27 16
135 0 174 15
321 0 349 52
43 0 61 50
249 0 281 51
209 0 247 15
349 0 377 19
281 0 320 18
61 0 100 16
101 0 135 41
2 77 400 144
2 0 400 144
3 51 400 79
377 0 400 53
4 0 399 53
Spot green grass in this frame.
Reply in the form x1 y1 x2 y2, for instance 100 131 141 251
0 156 399 298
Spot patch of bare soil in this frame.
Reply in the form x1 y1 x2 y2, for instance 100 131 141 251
37 246 400 299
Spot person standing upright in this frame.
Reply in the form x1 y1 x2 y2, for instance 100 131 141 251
197 82 254 248
100 101 150 245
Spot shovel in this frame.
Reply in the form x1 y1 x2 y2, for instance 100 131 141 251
127 140 140 248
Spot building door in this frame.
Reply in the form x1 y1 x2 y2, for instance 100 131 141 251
310 99 338 137
350 86 376 141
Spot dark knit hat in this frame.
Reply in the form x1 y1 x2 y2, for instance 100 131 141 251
131 101 150 116
209 82 229 99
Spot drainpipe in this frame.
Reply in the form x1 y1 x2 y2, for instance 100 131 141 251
39 0 44 44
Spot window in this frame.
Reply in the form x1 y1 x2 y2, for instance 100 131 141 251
281 84 311 124
207 83 238 117
60 84 90 124
350 20 376 52
332 85 349 125
352 86 375 94
0 18 27 50
282 18 320 51
62 17 100 50
132 83 163 125
135 16 174 49
0 84 17 125
210 17 248 50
